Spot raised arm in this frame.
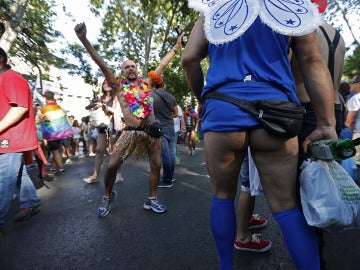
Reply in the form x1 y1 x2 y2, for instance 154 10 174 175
74 23 117 86
181 17 208 103
153 33 184 76
74 22 141 127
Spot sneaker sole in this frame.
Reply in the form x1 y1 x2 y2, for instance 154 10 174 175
249 220 268 229
234 242 272 252
158 184 173 188
143 204 167 213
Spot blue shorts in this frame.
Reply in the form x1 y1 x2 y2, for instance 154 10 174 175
61 138 70 147
201 82 298 133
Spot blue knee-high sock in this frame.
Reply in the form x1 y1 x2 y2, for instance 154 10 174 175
210 197 236 270
274 207 320 270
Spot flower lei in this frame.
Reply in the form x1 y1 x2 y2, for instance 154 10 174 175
121 78 153 119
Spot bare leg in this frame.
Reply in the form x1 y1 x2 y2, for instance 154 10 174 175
204 131 247 270
52 150 64 170
190 130 196 151
148 137 162 198
186 131 192 152
103 152 124 197
236 190 255 242
88 133 107 179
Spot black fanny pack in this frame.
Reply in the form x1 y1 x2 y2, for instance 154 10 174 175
145 122 163 138
204 91 306 139
124 123 163 138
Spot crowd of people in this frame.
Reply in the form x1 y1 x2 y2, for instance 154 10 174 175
1 0 360 269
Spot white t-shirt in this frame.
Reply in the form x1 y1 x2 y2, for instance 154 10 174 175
347 93 360 132
72 126 82 139
173 105 183 132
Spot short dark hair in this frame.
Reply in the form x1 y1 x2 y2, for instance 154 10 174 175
43 91 55 101
0 47 8 64
339 81 350 97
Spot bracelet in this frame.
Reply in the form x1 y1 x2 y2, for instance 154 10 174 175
172 47 178 53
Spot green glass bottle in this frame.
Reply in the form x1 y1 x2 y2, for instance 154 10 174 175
308 139 356 160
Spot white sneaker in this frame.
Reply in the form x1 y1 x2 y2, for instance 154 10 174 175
89 153 96 157
115 173 124 183
83 177 99 184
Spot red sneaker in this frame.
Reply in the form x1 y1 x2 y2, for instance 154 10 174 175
234 234 272 252
249 214 267 229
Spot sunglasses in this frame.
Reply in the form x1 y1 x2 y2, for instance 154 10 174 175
351 80 360 85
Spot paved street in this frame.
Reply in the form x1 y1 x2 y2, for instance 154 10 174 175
0 142 359 270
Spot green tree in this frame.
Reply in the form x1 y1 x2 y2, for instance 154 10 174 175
0 0 75 90
344 46 360 77
71 0 199 106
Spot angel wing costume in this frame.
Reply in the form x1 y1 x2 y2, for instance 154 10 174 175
188 0 324 44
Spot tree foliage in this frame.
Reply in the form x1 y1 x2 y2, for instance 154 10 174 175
0 0 71 86
344 46 360 77
78 0 200 106
1 0 359 105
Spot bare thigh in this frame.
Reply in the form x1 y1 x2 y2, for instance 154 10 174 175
249 129 298 213
204 131 248 199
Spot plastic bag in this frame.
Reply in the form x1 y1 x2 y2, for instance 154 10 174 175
248 148 262 196
177 132 186 145
90 108 110 128
90 127 99 140
300 159 360 230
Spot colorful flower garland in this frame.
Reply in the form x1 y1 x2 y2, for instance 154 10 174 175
121 78 153 119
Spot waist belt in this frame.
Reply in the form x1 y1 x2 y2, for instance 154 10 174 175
124 126 145 131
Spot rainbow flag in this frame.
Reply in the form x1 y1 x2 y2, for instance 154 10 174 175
40 104 73 141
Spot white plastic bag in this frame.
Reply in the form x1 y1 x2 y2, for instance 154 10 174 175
90 108 110 128
300 159 360 229
248 148 262 196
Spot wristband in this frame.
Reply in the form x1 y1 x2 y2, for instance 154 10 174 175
172 47 178 53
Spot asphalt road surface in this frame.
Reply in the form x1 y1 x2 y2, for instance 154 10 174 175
1 142 359 270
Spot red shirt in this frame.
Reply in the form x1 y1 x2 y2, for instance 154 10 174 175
0 69 37 153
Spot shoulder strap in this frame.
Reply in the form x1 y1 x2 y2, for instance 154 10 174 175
153 90 173 113
204 91 256 114
319 26 341 83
